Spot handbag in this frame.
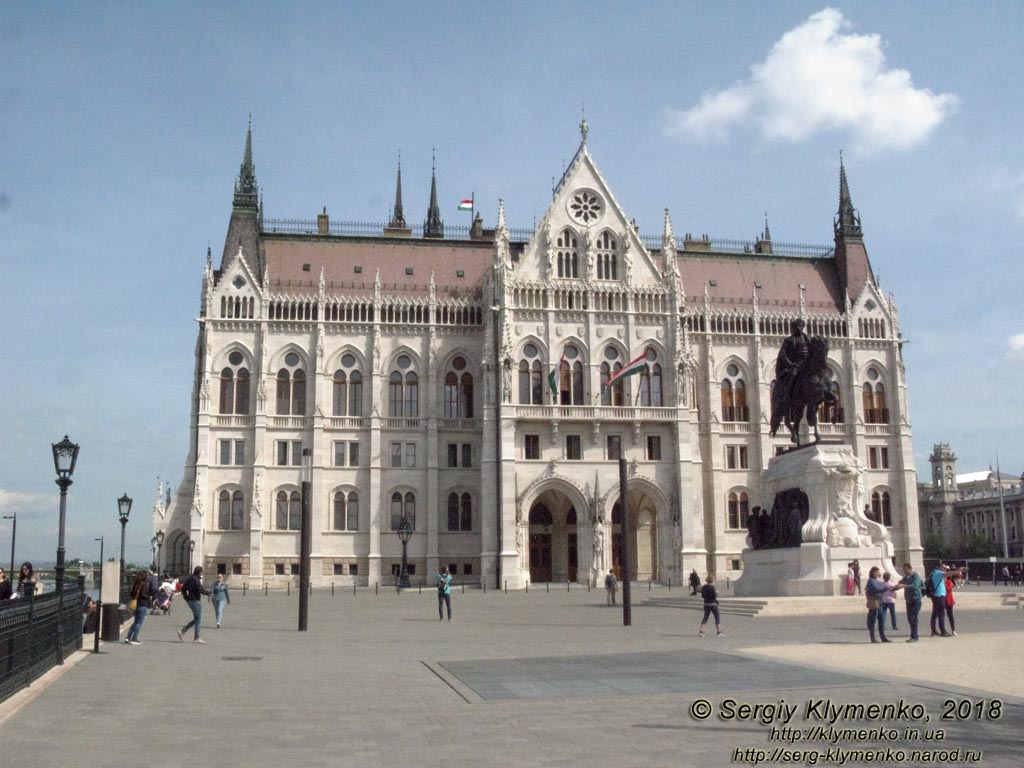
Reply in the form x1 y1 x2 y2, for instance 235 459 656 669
128 598 138 612
866 595 879 611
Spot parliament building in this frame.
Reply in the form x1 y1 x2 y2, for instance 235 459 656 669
152 122 923 587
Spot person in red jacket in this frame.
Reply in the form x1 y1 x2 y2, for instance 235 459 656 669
944 570 960 637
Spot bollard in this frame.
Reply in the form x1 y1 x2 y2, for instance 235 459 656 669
546 581 549 593
727 577 730 590
567 580 570 593
668 578 672 591
287 582 290 596
375 582 378 595
526 580 529 593
264 583 268 596
649 580 651 592
461 581 465 594
243 583 247 596
483 581 486 594
588 581 590 593
418 583 421 595
353 583 356 596
504 580 507 593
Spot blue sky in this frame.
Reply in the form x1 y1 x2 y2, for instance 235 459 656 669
2 2 1021 564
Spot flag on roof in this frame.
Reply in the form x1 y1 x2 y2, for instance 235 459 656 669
548 349 566 398
457 199 473 211
602 350 649 389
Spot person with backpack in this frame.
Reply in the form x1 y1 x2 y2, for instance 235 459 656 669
177 566 212 644
605 569 618 606
898 562 922 642
688 569 700 596
436 566 452 622
928 563 951 637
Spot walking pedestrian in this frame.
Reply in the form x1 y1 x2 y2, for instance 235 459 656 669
852 559 862 596
177 566 212 643
878 571 898 631
436 566 452 621
1001 565 1010 587
929 563 951 637
898 562 922 642
845 562 856 596
688 568 701 596
16 562 38 599
605 569 618 606
943 566 964 637
698 575 725 637
124 571 152 646
865 567 894 643
211 573 231 628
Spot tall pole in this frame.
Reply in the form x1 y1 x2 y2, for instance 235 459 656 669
618 457 631 626
2 513 15 575
56 478 71 594
94 536 103 654
299 448 312 631
997 452 1009 560
119 519 128 592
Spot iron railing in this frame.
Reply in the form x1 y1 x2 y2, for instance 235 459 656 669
0 587 84 703
261 217 832 258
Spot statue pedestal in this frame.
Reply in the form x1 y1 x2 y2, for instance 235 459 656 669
734 443 896 597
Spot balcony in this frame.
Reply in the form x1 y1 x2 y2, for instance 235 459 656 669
511 405 676 422
382 417 422 430
212 415 253 428
438 418 481 431
865 424 893 436
327 417 367 430
268 416 313 429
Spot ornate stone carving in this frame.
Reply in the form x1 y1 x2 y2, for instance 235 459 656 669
622 238 633 283
502 357 513 403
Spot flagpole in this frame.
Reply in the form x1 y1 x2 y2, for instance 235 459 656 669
997 451 1009 559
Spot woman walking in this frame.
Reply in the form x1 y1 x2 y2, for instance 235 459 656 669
436 566 452 621
16 562 38 599
698 575 725 637
865 566 895 643
124 571 151 646
177 566 212 644
878 571 899 631
211 573 231 628
944 568 962 637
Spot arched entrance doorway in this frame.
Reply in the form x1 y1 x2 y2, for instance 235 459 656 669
527 491 580 583
611 491 659 581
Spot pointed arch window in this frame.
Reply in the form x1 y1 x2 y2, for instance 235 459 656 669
276 352 307 416
218 489 245 530
556 228 579 279
558 345 585 405
518 343 543 404
333 491 359 531
600 346 626 406
727 490 749 530
869 490 892 526
596 231 618 280
333 353 362 416
446 492 473 531
219 351 251 415
391 491 416 530
444 356 474 418
638 349 663 407
721 364 749 422
862 368 888 424
817 367 843 424
276 490 302 531
388 355 418 417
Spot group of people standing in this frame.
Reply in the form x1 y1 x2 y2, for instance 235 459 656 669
118 566 230 646
864 562 962 643
0 562 42 602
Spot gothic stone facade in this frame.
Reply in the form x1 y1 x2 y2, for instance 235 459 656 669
153 128 923 587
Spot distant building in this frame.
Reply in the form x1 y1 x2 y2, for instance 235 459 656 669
918 442 1024 556
152 121 923 586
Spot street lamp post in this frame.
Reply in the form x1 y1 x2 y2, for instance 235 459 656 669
2 512 15 575
117 493 132 594
93 536 103 654
396 516 413 589
298 448 312 632
188 540 195 573
155 530 164 575
150 536 158 572
51 435 80 596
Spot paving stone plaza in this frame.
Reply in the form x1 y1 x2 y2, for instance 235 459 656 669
2 586 1021 767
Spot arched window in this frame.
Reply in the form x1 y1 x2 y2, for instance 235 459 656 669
870 490 892 526
596 231 618 280
231 490 244 530
556 229 579 279
276 352 306 416
638 349 663 407
388 355 418 417
219 350 251 415
529 504 553 526
276 490 302 531
446 492 473 531
518 344 543 404
333 491 358 531
817 367 843 424
558 344 585 405
863 367 889 424
333 353 362 416
721 364 749 422
600 347 626 406
727 491 749 529
391 491 416 530
443 356 474 418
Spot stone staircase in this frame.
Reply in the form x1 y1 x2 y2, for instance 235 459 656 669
644 596 767 617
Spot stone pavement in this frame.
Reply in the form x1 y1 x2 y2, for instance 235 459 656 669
1 586 1021 768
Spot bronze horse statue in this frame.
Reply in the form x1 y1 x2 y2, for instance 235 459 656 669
770 336 836 446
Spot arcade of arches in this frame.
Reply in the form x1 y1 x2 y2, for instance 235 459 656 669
522 485 662 584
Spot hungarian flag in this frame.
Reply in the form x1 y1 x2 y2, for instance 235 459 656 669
457 199 473 211
603 350 649 389
548 349 566 398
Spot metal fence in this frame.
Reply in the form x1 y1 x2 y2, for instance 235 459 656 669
0 588 84 703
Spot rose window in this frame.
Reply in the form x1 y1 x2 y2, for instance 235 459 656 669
569 190 602 224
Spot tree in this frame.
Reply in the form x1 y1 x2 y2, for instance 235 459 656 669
923 530 952 561
952 533 997 559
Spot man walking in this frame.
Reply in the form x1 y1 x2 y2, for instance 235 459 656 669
688 568 701 596
898 562 923 642
177 566 212 644
605 569 618 606
436 566 452 621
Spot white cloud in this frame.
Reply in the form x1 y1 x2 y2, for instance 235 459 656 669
1009 333 1024 358
664 8 958 152
0 489 52 519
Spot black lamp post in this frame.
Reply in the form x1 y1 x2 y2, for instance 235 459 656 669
51 435 80 596
117 493 132 592
150 536 158 572
298 448 312 631
188 540 195 573
155 530 164 575
2 512 15 575
93 536 103 654
397 516 413 589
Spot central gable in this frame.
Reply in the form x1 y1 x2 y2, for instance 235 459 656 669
512 144 663 287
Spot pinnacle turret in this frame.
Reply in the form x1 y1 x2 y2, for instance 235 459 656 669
233 116 259 210
835 152 862 239
389 154 406 228
423 149 444 239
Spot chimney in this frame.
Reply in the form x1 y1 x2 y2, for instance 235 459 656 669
317 206 329 235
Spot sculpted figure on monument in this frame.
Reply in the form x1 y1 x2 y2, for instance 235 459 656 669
769 319 837 445
746 506 762 550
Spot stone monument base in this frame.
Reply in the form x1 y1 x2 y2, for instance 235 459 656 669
735 543 891 596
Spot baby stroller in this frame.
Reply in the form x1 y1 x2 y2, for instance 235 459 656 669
151 583 176 614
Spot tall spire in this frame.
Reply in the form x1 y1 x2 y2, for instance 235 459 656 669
424 148 444 238
835 151 862 238
233 115 259 210
389 152 406 228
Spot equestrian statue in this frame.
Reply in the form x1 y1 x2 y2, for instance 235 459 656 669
769 319 837 446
